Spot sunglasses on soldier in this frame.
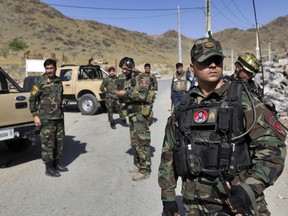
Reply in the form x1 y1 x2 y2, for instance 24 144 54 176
198 56 223 67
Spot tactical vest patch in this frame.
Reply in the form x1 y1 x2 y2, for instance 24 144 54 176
141 78 148 87
193 109 208 123
191 108 218 126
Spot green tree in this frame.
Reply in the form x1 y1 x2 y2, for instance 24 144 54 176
8 38 29 52
0 46 9 58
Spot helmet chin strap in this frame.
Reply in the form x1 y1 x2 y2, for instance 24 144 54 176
234 67 241 79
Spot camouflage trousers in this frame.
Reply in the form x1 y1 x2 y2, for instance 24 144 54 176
149 105 154 119
183 197 270 216
105 98 126 122
40 119 65 163
128 113 151 174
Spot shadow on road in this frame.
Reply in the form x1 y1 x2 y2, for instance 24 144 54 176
126 146 156 157
0 138 41 168
60 135 87 166
0 135 87 168
64 103 106 115
126 146 156 167
64 103 80 112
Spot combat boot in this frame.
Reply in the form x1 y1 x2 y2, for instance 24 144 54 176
121 119 129 127
132 172 150 181
54 159 69 172
129 166 140 173
110 120 116 129
45 161 61 177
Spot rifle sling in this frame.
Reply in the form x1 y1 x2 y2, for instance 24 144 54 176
239 182 259 216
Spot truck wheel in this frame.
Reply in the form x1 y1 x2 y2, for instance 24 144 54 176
78 94 100 115
5 138 32 152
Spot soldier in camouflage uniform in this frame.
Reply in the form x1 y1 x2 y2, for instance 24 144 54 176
158 36 287 215
144 63 158 124
29 58 68 177
227 52 277 114
171 62 195 109
100 66 128 129
115 57 152 181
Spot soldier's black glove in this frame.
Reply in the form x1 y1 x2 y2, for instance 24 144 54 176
163 201 178 216
229 185 251 214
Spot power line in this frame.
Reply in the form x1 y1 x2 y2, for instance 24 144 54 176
210 1 244 29
220 0 252 27
70 9 194 21
231 0 254 27
48 3 204 11
73 12 177 21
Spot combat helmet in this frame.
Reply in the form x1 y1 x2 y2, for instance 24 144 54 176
236 52 260 74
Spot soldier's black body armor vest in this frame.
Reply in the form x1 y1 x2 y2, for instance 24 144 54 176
173 81 251 177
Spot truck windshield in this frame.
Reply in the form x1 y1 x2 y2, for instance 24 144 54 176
60 69 72 81
78 66 103 80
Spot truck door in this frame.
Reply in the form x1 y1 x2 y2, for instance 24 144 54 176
59 69 74 95
0 69 34 127
0 91 33 126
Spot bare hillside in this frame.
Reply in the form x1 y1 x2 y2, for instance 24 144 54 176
0 0 287 72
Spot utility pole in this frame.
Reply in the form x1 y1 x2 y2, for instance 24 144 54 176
206 0 211 36
177 5 182 63
255 25 260 59
231 49 234 72
268 42 271 62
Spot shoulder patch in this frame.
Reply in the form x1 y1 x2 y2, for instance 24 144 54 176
264 110 286 137
273 121 286 137
31 86 39 95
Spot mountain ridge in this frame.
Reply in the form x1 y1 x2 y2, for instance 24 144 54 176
0 0 287 72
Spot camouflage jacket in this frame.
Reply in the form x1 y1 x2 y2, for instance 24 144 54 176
158 81 287 203
100 75 119 99
29 74 64 120
146 72 158 91
122 71 151 115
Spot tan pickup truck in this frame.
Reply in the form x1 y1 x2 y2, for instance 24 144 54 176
0 67 38 151
57 64 108 115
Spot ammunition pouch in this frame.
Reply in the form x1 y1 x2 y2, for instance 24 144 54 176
146 90 156 104
175 139 251 177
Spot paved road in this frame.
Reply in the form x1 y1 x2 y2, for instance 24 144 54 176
0 78 175 216
0 78 287 216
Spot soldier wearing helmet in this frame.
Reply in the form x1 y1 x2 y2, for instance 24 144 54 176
230 52 277 112
234 52 260 80
224 52 262 100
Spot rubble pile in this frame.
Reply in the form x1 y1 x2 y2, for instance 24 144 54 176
255 65 288 114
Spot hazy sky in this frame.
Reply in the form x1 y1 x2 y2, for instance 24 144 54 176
41 0 288 39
